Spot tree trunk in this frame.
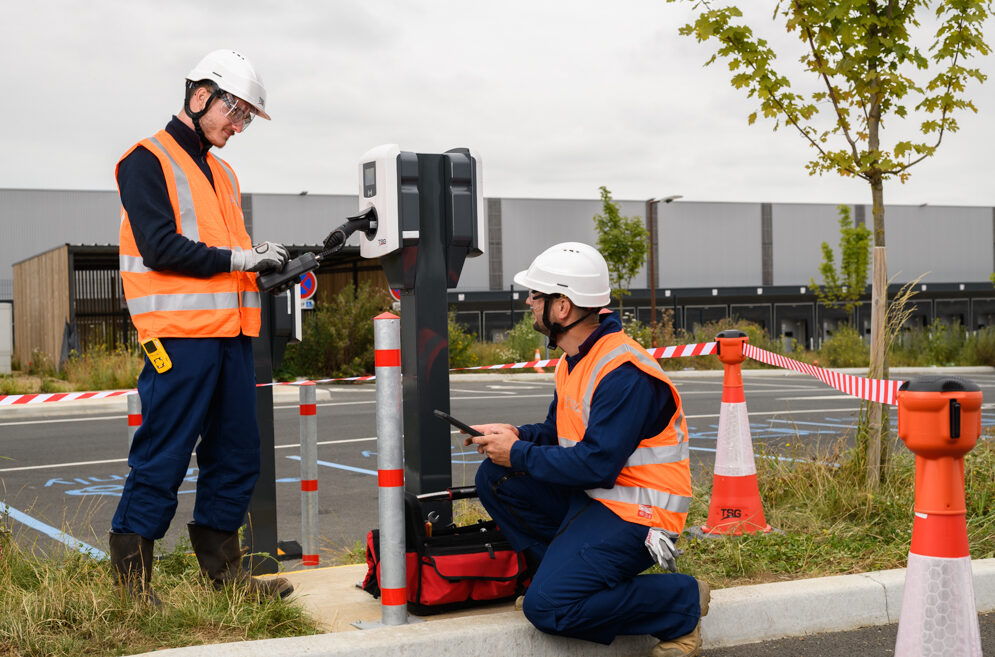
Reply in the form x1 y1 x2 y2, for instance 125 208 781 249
865 175 887 490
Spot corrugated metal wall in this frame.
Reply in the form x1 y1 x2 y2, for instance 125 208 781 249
3 188 994 363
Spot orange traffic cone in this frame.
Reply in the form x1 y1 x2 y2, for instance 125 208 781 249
533 348 545 373
894 377 983 656
698 330 772 536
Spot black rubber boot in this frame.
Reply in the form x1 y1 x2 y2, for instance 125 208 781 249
187 523 294 600
108 531 159 605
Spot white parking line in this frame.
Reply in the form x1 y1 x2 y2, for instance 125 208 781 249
0 457 127 472
0 415 121 427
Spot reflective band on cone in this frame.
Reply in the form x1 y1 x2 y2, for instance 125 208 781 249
894 378 983 656
895 553 981 656
700 332 772 536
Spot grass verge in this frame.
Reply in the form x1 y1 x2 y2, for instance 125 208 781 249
0 535 320 657
679 437 995 588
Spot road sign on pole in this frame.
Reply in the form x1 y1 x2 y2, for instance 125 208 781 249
299 271 317 300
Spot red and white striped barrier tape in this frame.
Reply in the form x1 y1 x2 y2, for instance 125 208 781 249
0 340 905 406
452 341 718 372
0 389 135 406
743 344 903 406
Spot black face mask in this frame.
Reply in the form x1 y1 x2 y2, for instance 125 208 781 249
535 293 595 351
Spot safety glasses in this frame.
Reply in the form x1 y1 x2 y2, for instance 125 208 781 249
529 290 560 301
219 92 255 128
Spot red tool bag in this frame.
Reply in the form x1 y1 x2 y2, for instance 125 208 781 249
361 487 530 615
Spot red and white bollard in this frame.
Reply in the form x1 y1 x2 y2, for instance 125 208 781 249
126 392 141 449
299 382 319 567
374 312 407 625
699 330 772 536
894 376 983 656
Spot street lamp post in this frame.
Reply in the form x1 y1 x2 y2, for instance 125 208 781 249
646 195 682 344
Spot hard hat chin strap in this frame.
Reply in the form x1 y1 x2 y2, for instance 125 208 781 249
540 295 596 351
184 81 222 147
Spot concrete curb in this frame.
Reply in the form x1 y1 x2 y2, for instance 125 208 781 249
128 559 995 657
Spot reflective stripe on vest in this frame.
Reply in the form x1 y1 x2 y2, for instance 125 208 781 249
558 435 689 465
586 485 692 514
241 290 261 309
146 135 200 242
119 254 152 274
580 342 670 425
126 292 243 316
116 130 260 340
215 158 239 207
556 330 692 530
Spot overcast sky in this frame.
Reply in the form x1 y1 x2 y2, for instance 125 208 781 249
3 1 993 207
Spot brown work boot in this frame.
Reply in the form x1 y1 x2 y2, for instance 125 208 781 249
650 579 711 657
651 623 702 657
698 579 711 616
187 523 294 600
108 531 160 605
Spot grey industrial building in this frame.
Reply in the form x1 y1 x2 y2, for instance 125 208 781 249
1 187 993 368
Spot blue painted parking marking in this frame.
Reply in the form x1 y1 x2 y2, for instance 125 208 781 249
0 501 106 559
288 455 377 476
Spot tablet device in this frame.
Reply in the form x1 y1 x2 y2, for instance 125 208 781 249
433 409 484 437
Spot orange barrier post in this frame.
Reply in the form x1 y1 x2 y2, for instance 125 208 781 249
533 348 545 373
894 376 983 656
698 330 772 536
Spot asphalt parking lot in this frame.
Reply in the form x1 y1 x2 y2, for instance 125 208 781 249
2 370 993 563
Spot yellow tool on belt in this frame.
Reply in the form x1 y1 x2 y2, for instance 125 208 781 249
140 338 172 374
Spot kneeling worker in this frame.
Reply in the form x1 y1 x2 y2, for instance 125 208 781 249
467 242 709 657
111 49 293 602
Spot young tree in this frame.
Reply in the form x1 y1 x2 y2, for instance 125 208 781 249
593 186 648 313
671 0 991 487
810 205 873 325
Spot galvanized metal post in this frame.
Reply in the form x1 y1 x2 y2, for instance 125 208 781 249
126 392 141 449
374 312 406 625
299 382 319 567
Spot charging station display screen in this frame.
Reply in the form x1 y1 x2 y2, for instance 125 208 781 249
363 162 376 198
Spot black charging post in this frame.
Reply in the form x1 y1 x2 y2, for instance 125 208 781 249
358 145 484 525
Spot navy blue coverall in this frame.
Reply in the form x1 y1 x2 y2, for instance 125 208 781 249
111 117 260 540
475 313 701 644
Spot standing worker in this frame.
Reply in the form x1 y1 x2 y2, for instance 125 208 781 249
111 49 293 602
467 242 710 657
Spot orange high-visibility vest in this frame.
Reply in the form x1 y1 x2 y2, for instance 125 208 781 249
555 331 692 534
117 130 261 341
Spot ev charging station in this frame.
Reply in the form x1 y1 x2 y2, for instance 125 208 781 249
358 144 485 522
241 144 481 569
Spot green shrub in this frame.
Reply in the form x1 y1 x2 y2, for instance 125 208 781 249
278 282 392 380
960 327 995 367
503 315 547 362
448 312 479 369
818 323 868 367
62 345 144 390
621 312 653 348
892 318 967 366
468 341 517 367
24 349 57 377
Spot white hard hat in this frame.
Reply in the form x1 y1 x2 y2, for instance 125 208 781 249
187 49 270 120
514 242 611 307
